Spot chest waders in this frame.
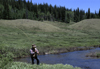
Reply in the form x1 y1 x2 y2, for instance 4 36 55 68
31 48 40 65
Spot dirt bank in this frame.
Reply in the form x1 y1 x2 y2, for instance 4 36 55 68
40 45 100 55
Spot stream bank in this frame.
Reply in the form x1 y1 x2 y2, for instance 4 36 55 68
15 47 100 69
41 45 100 55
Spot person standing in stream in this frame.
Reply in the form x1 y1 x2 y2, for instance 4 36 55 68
30 44 40 65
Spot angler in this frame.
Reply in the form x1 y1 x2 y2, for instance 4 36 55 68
30 44 40 65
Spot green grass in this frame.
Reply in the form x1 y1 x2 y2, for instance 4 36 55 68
1 19 100 69
0 19 100 55
68 19 100 31
2 62 81 69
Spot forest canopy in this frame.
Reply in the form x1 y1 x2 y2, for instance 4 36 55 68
0 0 100 23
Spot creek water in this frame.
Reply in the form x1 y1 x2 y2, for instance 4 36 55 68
15 48 100 69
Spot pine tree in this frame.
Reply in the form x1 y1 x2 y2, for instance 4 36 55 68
49 4 53 14
80 10 85 21
54 5 58 21
91 13 96 18
74 8 80 22
17 0 23 10
33 3 38 18
45 3 49 14
0 4 4 19
87 8 91 19
3 0 11 19
99 9 100 18
23 0 26 8
0 0 3 4
58 7 61 21
76 8 80 22
62 6 66 22
65 13 70 23
26 0 31 11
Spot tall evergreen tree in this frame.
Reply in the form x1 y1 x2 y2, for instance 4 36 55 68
0 4 4 19
23 0 26 8
49 4 53 14
26 0 31 11
17 0 23 10
74 8 80 22
76 8 80 22
99 9 100 18
45 3 49 14
80 10 85 21
3 0 11 19
33 3 38 18
87 8 91 19
0 0 3 4
65 12 70 23
62 6 66 22
49 4 54 21
54 5 58 21
91 13 96 18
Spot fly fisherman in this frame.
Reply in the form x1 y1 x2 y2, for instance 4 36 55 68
30 44 40 65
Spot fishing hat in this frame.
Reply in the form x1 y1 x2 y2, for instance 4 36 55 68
32 44 36 48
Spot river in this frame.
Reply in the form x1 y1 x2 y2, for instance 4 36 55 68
15 48 100 69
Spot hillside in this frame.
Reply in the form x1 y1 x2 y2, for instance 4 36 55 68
68 19 100 31
1 19 100 32
0 19 62 32
0 19 87 36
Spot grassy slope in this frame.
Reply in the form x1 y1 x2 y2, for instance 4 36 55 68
0 19 100 53
0 19 86 53
0 19 100 54
0 19 61 32
68 19 100 46
68 19 100 31
1 19 100 69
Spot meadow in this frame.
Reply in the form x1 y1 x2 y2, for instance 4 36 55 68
0 19 100 69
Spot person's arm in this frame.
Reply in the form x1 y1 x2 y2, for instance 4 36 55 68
35 48 39 54
30 49 35 54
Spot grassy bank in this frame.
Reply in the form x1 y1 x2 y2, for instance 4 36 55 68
0 19 100 69
2 62 81 69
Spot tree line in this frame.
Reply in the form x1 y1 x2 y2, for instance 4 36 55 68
0 0 100 23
